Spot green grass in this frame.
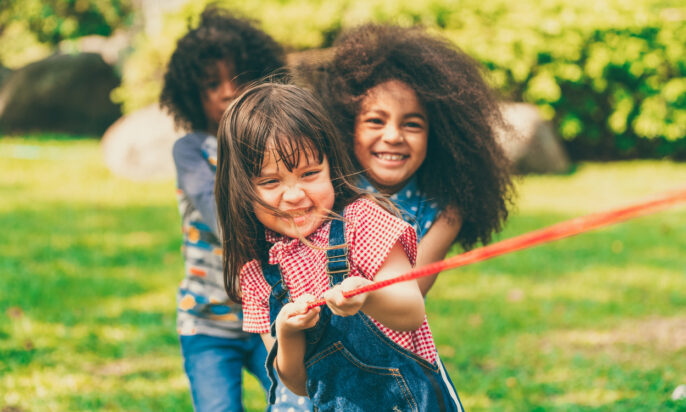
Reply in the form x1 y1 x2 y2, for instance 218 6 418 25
1 137 685 411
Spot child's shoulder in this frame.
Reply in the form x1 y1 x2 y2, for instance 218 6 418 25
174 131 214 148
344 197 407 230
344 197 387 219
172 131 216 160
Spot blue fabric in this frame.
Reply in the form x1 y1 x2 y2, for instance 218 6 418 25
261 218 464 411
180 333 271 412
356 175 440 240
173 132 244 338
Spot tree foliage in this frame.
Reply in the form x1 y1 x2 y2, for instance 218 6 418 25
0 0 132 45
113 0 685 159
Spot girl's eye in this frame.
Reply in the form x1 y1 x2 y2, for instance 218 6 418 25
205 81 220 90
256 178 278 186
364 117 384 126
405 121 424 130
302 170 321 178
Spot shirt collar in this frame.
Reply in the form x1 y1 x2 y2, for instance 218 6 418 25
264 221 332 265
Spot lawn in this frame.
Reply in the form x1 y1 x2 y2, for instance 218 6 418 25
1 137 685 411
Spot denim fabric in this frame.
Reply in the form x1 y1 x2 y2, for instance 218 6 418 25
356 175 439 240
181 334 311 412
262 218 464 411
180 333 271 412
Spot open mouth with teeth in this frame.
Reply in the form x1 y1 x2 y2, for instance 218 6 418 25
373 152 409 161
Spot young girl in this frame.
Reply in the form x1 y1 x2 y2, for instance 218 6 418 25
160 8 310 411
299 24 514 295
215 82 464 411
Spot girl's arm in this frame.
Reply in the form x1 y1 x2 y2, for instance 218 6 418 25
172 136 221 237
324 241 425 332
415 208 462 295
271 295 320 396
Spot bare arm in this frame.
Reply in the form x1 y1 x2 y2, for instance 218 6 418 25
325 242 425 332
415 208 462 296
271 295 320 396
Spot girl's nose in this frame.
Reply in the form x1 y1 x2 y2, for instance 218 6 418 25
381 126 403 144
282 185 306 203
220 81 236 101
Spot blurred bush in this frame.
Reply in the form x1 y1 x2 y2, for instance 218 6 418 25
0 0 133 68
111 0 685 159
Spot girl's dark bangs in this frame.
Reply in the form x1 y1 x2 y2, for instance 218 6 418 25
266 109 326 171
269 132 324 171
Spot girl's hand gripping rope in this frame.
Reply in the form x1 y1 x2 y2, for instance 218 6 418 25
276 293 321 335
322 277 373 317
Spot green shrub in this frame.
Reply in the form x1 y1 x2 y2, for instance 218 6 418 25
113 0 686 159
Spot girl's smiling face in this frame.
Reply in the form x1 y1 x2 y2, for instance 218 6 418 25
252 145 335 239
354 80 429 194
201 60 238 133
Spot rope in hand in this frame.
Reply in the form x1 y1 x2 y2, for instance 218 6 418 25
306 187 686 310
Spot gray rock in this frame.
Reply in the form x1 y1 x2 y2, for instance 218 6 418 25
0 53 121 135
59 30 132 66
495 103 572 174
101 104 184 181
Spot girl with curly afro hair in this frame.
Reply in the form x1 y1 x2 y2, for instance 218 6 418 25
299 24 515 295
160 7 311 412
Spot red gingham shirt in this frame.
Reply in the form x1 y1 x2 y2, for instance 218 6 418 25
240 198 437 363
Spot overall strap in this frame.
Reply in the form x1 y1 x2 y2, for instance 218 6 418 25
259 248 290 337
303 216 350 349
326 217 349 286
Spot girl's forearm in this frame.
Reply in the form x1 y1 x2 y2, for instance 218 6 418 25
360 242 426 331
362 282 425 331
416 209 462 296
275 328 308 396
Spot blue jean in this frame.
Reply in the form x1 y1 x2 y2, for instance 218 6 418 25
180 333 270 412
180 333 312 412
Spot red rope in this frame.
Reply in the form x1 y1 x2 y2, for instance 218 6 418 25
307 187 686 310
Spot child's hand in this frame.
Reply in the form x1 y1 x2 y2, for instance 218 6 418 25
323 276 373 317
276 293 320 336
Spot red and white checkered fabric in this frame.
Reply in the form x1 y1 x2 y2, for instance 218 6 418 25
240 198 437 363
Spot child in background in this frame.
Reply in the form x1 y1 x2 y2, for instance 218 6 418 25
215 82 464 411
160 8 310 412
301 24 514 295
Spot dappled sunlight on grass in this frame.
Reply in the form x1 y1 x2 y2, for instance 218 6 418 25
551 388 637 407
118 289 178 313
460 393 493 410
544 316 686 364
517 161 686 214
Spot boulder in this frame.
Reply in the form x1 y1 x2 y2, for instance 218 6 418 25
59 30 132 66
0 53 121 135
101 104 184 181
496 103 572 174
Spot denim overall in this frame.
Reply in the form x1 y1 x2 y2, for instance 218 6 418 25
261 219 464 412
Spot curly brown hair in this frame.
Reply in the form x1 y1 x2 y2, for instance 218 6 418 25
160 7 285 131
300 24 515 250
